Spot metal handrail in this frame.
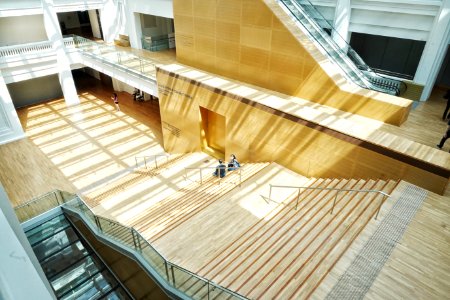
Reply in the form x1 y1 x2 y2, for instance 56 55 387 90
135 154 170 169
184 164 244 187
13 190 61 209
268 184 390 220
14 191 247 300
14 190 247 300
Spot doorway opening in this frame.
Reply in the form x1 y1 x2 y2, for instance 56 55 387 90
200 107 225 159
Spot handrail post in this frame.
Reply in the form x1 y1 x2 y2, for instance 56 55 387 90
207 281 210 300
184 168 187 181
165 261 170 282
200 169 203 184
331 190 339 214
295 188 301 210
269 184 272 201
132 228 141 251
171 265 176 287
54 190 63 206
239 168 242 187
144 157 147 169
135 157 138 168
375 194 386 220
154 156 158 169
95 215 103 233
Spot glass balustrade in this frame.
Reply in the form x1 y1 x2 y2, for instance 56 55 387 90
15 191 248 300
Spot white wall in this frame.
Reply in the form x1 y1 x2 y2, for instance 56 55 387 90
127 0 173 19
311 0 440 41
0 15 47 46
0 184 55 300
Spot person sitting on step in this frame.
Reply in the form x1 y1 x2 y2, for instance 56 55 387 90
227 154 240 171
213 159 226 178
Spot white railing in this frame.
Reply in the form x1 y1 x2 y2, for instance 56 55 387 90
0 40 53 58
135 154 170 169
0 35 159 84
184 165 244 187
268 184 390 220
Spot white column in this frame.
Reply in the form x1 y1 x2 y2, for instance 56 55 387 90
88 10 102 39
0 185 55 299
332 0 351 49
99 0 123 43
125 0 143 50
0 72 25 145
414 0 450 101
42 0 79 106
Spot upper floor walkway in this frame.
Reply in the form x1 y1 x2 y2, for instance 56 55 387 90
0 35 176 95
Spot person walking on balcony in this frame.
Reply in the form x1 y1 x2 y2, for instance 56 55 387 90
213 160 226 178
437 119 450 151
227 154 240 171
112 93 120 111
442 89 450 120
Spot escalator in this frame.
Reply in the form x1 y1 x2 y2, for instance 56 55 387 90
278 0 407 96
25 213 132 300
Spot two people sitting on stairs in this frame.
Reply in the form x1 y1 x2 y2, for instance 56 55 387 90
213 154 240 178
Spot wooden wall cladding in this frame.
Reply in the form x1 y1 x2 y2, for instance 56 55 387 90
173 0 412 126
156 68 449 195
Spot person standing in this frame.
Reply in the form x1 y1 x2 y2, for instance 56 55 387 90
112 93 120 111
437 119 450 151
442 89 450 120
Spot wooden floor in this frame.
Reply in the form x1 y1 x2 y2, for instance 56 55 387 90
0 71 166 206
0 70 449 299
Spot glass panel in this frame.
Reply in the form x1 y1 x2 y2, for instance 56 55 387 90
15 192 60 222
61 270 115 300
209 284 242 300
52 255 103 297
171 265 208 300
140 243 167 279
33 227 80 262
97 217 135 249
26 214 69 245
41 241 90 279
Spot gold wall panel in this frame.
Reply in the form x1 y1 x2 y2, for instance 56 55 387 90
157 69 448 195
173 0 412 125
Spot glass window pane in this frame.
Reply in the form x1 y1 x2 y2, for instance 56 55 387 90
61 271 114 300
52 255 103 297
26 214 70 245
41 241 90 278
33 227 79 261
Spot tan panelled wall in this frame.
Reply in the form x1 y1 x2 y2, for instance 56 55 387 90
173 0 412 126
157 70 448 195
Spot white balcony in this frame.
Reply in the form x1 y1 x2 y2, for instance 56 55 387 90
0 36 160 96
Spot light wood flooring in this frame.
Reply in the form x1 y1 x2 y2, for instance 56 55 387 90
0 69 449 299
0 71 166 206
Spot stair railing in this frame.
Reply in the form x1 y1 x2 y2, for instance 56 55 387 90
268 184 390 220
14 191 248 300
184 165 244 187
134 154 170 169
279 0 406 95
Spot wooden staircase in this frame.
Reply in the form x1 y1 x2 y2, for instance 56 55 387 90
126 162 271 243
187 177 399 299
84 154 189 208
